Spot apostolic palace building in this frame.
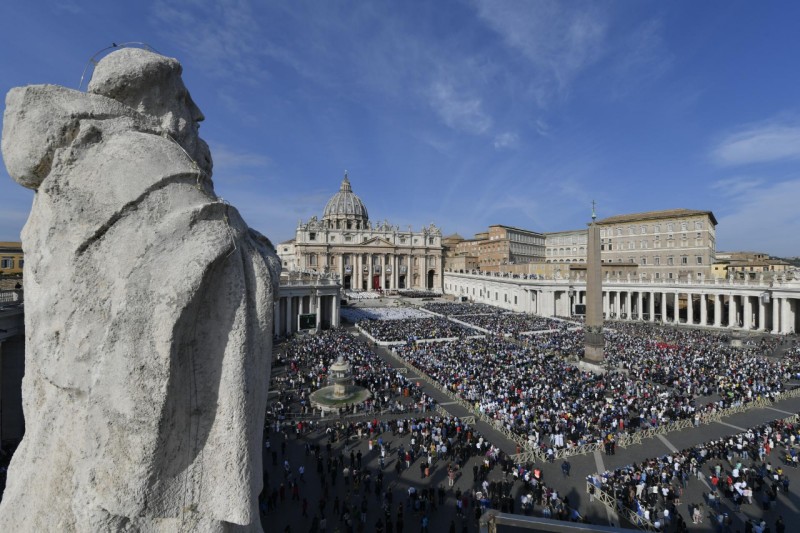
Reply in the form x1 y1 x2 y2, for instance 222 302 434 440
279 173 444 292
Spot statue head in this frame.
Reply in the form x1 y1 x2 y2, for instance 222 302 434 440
88 48 212 175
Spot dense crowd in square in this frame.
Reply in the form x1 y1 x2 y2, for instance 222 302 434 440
357 317 479 343
391 325 800 451
344 290 382 300
454 313 574 337
271 331 434 418
397 290 441 298
589 414 799 532
340 307 431 323
421 302 509 316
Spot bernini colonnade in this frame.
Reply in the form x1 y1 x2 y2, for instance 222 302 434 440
444 271 800 334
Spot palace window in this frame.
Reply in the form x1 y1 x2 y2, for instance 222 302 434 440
681 256 688 265
667 257 674 266
309 232 316 241
655 257 660 266
696 256 703 265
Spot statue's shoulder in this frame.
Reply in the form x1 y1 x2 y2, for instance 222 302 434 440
2 84 145 190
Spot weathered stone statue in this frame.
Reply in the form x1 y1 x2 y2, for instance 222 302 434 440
0 48 280 531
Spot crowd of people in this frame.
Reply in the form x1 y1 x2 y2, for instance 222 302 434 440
357 317 479 343
270 331 434 419
392 324 800 450
454 314 575 337
421 302 508 316
341 307 430 323
589 414 799 531
344 290 382 300
602 324 796 403
397 290 441 298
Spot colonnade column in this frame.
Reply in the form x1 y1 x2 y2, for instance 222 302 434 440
315 293 322 331
274 301 280 336
673 293 680 325
782 298 793 334
603 291 610 318
772 297 781 334
649 292 655 322
392 255 398 290
331 294 339 328
687 292 694 325
367 254 374 291
713 294 722 327
636 291 643 320
743 296 752 329
728 295 736 328
700 294 707 326
661 292 668 323
758 296 767 331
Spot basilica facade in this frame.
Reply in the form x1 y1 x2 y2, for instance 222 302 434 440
282 174 444 292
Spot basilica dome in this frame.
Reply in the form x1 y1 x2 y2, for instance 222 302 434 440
322 173 369 229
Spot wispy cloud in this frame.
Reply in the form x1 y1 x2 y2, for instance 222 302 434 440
427 81 492 134
473 0 608 103
151 0 266 80
710 176 765 197
493 132 519 149
711 120 800 166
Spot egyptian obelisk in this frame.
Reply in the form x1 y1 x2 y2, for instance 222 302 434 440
584 202 604 362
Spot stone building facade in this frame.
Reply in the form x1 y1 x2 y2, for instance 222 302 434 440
288 174 444 291
544 209 718 282
545 230 588 264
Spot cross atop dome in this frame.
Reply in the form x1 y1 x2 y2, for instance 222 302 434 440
340 171 352 193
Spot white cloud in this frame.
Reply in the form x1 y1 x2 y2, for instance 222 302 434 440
493 132 519 149
715 178 800 257
473 0 608 102
710 176 765 197
151 0 266 80
711 121 800 167
427 81 492 134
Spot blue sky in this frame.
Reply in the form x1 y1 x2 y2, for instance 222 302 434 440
1 1 799 256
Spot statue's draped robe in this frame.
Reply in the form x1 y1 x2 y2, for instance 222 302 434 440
0 85 279 531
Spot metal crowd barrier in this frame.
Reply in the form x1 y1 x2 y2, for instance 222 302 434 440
587 482 656 532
